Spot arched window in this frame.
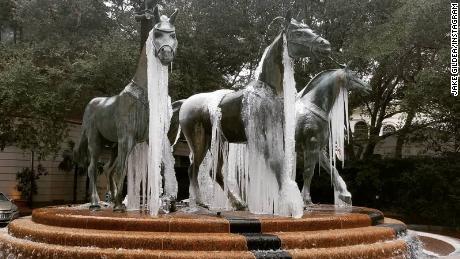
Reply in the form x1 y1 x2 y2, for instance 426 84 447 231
354 121 368 140
382 124 396 135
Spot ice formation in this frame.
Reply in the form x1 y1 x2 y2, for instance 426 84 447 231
188 35 303 217
126 30 177 215
195 90 233 209
126 142 148 210
226 35 303 217
279 34 303 217
328 85 349 170
327 84 349 206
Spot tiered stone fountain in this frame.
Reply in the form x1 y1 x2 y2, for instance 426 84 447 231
0 205 409 258
0 3 422 259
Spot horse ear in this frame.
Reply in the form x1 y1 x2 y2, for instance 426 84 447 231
169 9 178 25
285 9 293 29
153 5 161 24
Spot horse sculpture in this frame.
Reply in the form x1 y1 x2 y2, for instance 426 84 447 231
178 12 331 216
295 67 370 207
74 6 179 212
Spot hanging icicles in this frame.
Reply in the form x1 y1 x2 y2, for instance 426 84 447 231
195 90 234 209
144 29 176 216
278 34 303 218
231 35 303 218
126 142 148 211
327 86 349 174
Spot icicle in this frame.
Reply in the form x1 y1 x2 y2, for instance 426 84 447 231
279 34 303 218
126 142 148 211
241 84 281 215
229 35 303 218
327 81 350 207
328 86 349 171
196 90 233 209
254 46 270 79
145 30 177 216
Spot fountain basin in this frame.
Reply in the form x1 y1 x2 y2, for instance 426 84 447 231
0 205 410 258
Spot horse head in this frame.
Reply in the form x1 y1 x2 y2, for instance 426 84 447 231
343 66 371 95
283 10 331 59
150 6 178 65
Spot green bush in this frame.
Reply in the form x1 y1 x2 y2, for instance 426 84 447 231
16 164 48 204
339 156 460 227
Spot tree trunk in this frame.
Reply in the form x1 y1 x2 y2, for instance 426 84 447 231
345 126 356 161
362 126 381 159
395 110 416 158
29 151 34 207
85 171 89 202
13 25 16 44
73 165 78 203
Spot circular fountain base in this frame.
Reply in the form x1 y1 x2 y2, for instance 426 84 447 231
0 205 410 258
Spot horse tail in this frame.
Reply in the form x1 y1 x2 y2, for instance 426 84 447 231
169 99 185 146
74 128 88 167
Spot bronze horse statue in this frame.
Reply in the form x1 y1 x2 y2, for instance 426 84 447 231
74 6 179 212
178 12 331 212
295 67 370 207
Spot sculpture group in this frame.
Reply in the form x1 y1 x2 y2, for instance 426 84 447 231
74 3 370 217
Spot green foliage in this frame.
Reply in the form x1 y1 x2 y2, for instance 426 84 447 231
340 157 460 227
0 0 137 157
164 0 296 99
0 45 75 157
16 164 48 202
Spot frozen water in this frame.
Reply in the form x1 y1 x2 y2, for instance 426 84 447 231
196 90 233 209
228 35 302 217
327 85 349 206
126 142 148 210
146 29 177 215
125 30 177 215
279 35 303 217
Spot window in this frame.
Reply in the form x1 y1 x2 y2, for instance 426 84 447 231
354 121 368 140
382 124 396 135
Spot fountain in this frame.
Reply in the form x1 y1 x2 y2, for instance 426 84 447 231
0 3 429 259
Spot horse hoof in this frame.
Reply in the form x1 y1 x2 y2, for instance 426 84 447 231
197 203 210 209
89 204 101 211
237 205 249 211
233 202 248 211
169 200 177 213
113 204 126 213
303 199 314 208
338 194 352 206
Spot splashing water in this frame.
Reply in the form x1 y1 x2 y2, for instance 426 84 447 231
126 30 177 215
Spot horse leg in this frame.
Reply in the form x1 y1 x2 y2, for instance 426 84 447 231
185 124 209 207
87 132 102 211
105 145 117 202
269 143 303 217
301 148 317 207
214 147 247 210
319 151 352 206
113 136 135 212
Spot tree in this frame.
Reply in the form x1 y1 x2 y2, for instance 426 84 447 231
300 0 453 159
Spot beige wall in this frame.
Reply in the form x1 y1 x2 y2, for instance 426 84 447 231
0 123 87 202
0 122 191 203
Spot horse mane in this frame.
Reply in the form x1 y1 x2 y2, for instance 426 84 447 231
297 69 340 98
